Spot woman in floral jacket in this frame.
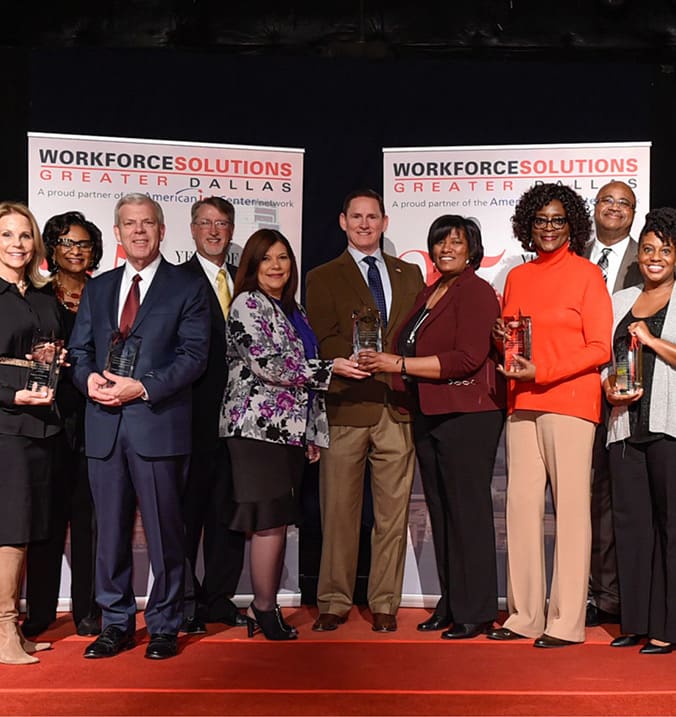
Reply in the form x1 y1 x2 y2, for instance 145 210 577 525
220 229 366 640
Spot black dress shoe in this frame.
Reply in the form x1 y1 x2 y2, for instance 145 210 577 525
84 626 135 658
486 627 526 641
585 603 620 627
417 613 452 632
145 633 179 659
534 634 577 648
611 633 643 648
639 640 673 655
21 619 51 638
213 601 248 627
76 616 102 637
441 622 493 640
180 616 207 635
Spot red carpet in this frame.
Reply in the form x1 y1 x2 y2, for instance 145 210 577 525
3 607 676 716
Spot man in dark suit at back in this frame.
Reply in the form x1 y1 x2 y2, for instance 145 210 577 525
69 193 209 660
583 180 641 627
180 197 246 633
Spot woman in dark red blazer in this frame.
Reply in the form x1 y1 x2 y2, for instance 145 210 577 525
359 215 505 639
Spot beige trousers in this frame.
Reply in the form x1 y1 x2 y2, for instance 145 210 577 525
503 410 595 643
316 408 415 616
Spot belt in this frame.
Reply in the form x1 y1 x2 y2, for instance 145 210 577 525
0 357 33 368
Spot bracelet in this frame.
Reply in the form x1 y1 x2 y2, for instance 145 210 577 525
400 355 407 378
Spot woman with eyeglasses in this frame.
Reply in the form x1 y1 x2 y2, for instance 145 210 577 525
22 211 104 640
488 184 612 647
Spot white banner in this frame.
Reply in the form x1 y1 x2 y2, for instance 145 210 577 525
26 133 305 610
384 142 651 295
386 141 652 604
28 132 304 272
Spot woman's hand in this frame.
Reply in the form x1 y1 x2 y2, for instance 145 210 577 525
497 354 536 382
356 350 401 374
332 357 371 379
491 317 507 345
603 376 644 406
306 442 321 464
628 320 654 347
14 387 54 406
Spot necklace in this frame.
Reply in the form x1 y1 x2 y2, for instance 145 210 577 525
54 274 85 312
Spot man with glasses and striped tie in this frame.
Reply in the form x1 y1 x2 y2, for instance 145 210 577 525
180 197 246 635
306 189 423 633
584 181 642 629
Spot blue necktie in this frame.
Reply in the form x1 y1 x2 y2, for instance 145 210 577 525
363 256 387 328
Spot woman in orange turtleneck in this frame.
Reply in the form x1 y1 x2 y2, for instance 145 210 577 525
487 184 612 648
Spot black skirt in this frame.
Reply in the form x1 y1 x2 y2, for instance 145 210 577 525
0 434 54 544
226 437 305 532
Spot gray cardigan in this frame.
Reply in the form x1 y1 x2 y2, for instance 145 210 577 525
603 282 676 445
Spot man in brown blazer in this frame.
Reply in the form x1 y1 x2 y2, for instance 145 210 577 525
583 180 641 627
306 189 424 633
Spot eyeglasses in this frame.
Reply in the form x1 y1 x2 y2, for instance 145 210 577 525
532 216 568 229
56 237 94 250
595 196 635 210
193 219 233 230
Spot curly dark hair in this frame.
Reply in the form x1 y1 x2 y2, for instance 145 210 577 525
43 211 104 274
511 183 592 255
638 207 676 246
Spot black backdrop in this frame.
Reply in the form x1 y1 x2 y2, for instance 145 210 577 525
3 48 675 602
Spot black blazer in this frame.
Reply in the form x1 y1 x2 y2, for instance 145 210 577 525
181 254 237 451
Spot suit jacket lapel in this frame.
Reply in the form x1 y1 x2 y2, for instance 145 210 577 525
384 254 408 339
109 267 124 332
131 258 168 333
338 251 374 315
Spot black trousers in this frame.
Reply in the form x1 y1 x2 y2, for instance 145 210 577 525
25 434 98 626
610 436 676 642
414 409 504 623
182 439 245 621
589 419 620 613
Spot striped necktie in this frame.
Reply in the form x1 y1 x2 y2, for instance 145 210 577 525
597 247 611 284
363 256 387 328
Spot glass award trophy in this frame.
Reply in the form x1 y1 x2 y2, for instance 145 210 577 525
25 335 64 391
503 312 532 371
105 331 142 379
614 334 643 395
352 306 383 355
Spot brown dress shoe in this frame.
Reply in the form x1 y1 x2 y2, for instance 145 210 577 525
312 613 347 632
372 613 397 632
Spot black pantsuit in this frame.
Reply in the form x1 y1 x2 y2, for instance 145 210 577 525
182 440 245 621
610 437 676 642
414 409 504 623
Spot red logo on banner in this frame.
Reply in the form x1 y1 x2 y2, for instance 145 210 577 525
114 243 127 268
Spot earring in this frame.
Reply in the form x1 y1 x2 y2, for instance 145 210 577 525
465 259 470 264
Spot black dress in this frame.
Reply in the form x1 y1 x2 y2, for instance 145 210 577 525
0 278 63 544
24 280 99 626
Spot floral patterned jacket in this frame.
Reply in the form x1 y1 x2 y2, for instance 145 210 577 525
219 290 333 448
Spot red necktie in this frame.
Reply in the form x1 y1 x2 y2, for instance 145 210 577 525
120 274 141 337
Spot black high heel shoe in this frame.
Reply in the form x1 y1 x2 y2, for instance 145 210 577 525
246 603 297 641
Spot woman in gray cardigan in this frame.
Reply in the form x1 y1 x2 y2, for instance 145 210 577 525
603 207 676 654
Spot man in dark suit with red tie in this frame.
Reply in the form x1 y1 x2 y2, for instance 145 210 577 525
69 193 209 660
179 197 245 633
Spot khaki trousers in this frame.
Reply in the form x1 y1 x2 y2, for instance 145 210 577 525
503 411 595 643
316 408 415 616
